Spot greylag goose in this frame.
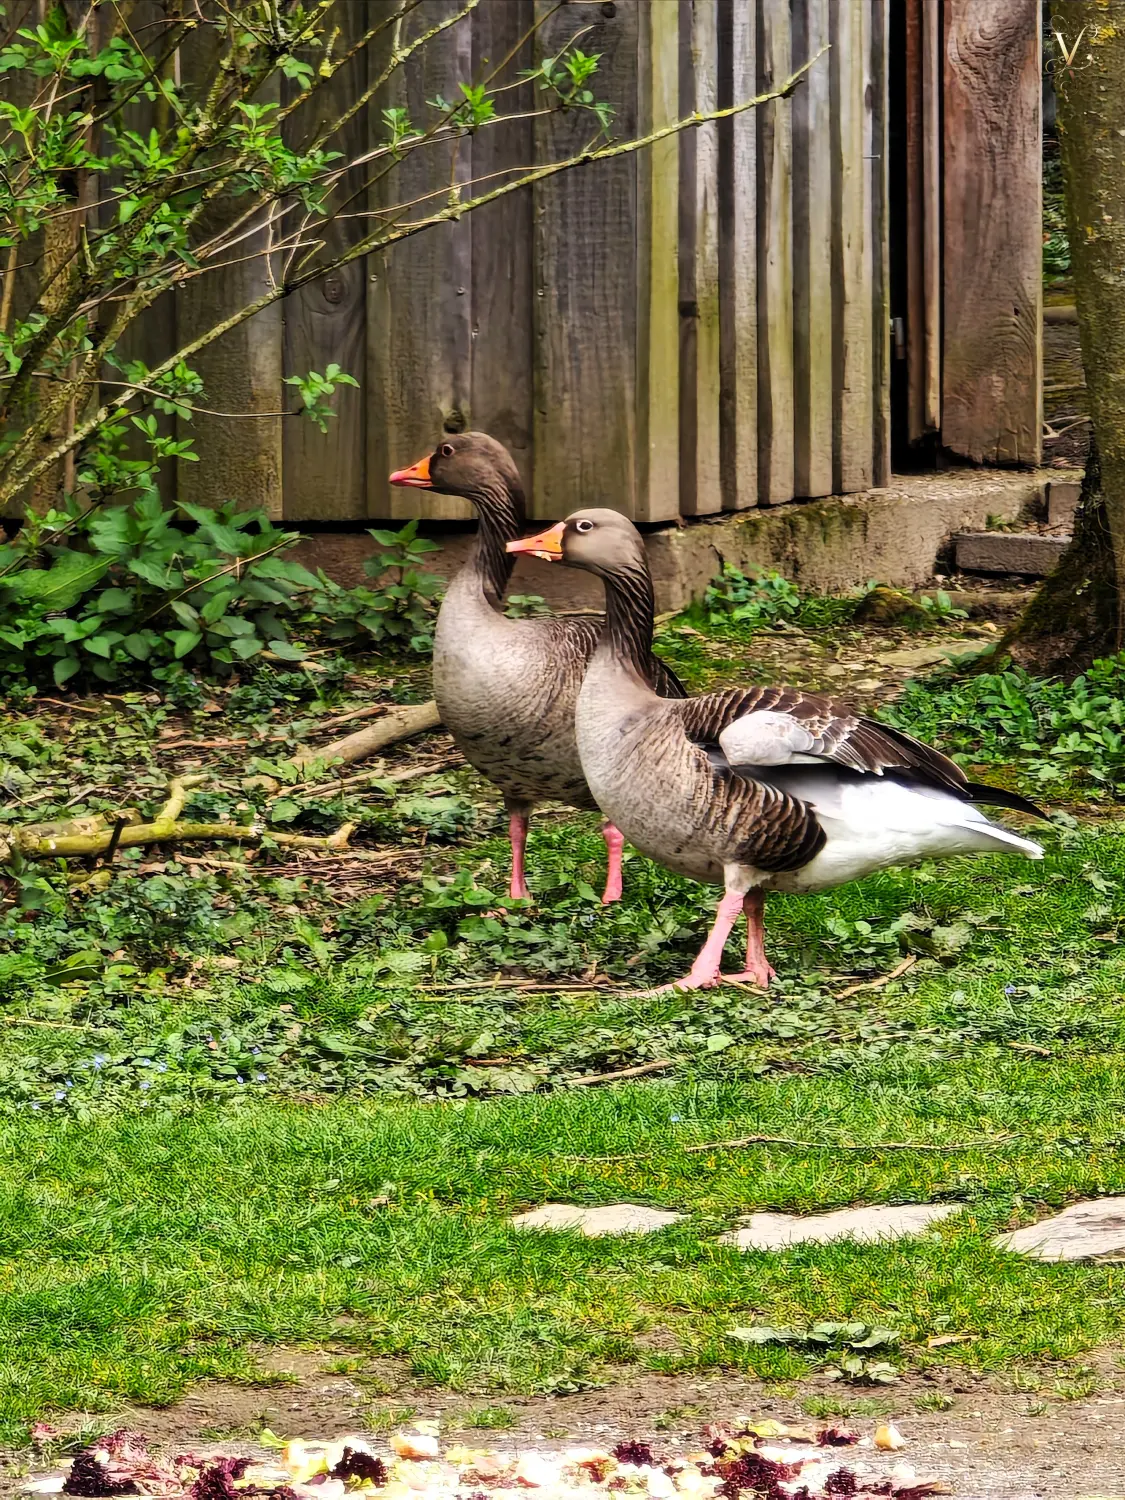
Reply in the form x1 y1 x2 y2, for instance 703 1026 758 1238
389 434 686 902
508 510 1047 990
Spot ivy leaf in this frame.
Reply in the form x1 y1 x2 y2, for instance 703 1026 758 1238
168 629 202 659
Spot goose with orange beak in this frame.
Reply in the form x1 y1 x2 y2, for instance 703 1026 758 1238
388 434 685 902
509 510 1047 990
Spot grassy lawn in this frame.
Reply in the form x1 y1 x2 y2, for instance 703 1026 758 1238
2 598 1125 1445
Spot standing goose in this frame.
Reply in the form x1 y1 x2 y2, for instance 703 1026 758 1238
389 434 686 902
508 509 1047 989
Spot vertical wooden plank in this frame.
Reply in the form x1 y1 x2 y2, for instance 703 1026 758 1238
368 0 474 522
678 0 722 517
717 0 756 510
870 0 891 487
532 0 639 520
282 0 369 520
791 0 833 498
756 0 794 505
635 0 681 522
942 0 1041 464
830 0 873 494
102 0 179 506
922 0 941 434
469 0 535 498
177 46 283 517
904 0 926 443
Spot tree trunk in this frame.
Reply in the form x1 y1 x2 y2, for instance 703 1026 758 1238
1005 3 1125 671
1004 434 1117 673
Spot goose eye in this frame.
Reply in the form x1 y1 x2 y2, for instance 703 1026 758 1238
439 443 454 458
575 519 594 534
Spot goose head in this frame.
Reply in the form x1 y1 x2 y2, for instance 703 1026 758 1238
506 509 646 578
389 432 524 519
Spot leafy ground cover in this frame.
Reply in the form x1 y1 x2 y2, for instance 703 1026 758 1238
2 583 1125 1452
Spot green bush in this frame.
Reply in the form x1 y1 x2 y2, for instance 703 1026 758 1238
881 655 1125 789
0 497 442 690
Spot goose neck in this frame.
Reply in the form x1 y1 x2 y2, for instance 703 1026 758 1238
601 563 659 684
467 477 526 606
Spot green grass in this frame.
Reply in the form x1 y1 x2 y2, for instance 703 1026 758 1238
5 626 1125 1442
0 1053 1124 1442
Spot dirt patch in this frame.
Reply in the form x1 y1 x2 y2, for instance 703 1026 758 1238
25 1354 1125 1500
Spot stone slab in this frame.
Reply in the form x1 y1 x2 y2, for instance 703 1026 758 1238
719 1203 963 1251
295 468 1053 611
1047 479 1082 527
954 531 1069 577
993 1198 1125 1262
511 1202 684 1237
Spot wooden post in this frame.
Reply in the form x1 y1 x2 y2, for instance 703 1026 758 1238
942 0 1041 465
469 0 536 501
904 0 942 444
282 0 369 521
830 0 873 494
870 0 891 487
679 0 723 517
756 0 794 505
636 0 682 523
717 0 757 510
177 58 283 517
368 0 474 522
791 0 833 498
531 0 641 520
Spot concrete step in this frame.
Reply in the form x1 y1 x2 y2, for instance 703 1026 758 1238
1047 477 1082 527
954 530 1070 577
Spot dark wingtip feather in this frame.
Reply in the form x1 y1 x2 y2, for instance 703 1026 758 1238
964 781 1051 822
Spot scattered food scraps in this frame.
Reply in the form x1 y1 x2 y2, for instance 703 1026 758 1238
24 1421 949 1500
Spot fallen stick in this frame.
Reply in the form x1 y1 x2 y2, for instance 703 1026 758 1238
1 815 359 862
684 1131 1015 1154
283 754 458 801
567 1058 674 1087
289 700 442 772
831 954 916 999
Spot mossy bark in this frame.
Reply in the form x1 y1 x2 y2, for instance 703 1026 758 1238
1006 3 1125 673
1004 435 1117 673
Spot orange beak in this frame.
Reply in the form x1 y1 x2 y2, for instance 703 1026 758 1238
506 521 566 563
388 453 433 488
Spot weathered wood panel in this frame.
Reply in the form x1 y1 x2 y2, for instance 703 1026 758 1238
870 0 891 487
469 0 535 499
755 0 794 506
717 0 756 511
177 37 283 518
791 0 833 499
922 0 941 435
282 0 369 520
678 0 722 517
904 0 942 443
635 0 681 523
368 0 474 522
531 0 640 520
943 0 1041 464
830 0 873 494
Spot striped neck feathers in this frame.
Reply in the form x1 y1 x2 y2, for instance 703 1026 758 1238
601 561 659 685
467 477 527 606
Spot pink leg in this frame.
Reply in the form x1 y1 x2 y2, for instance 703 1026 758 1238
722 889 776 989
660 889 746 991
508 812 531 900
601 822 625 904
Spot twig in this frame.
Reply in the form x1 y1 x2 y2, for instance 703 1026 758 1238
684 1132 1016 1155
831 955 917 999
568 1059 674 1087
38 697 101 715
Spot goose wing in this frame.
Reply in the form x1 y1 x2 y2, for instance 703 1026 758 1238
679 684 967 792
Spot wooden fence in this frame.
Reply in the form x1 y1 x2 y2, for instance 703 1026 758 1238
124 0 1039 528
